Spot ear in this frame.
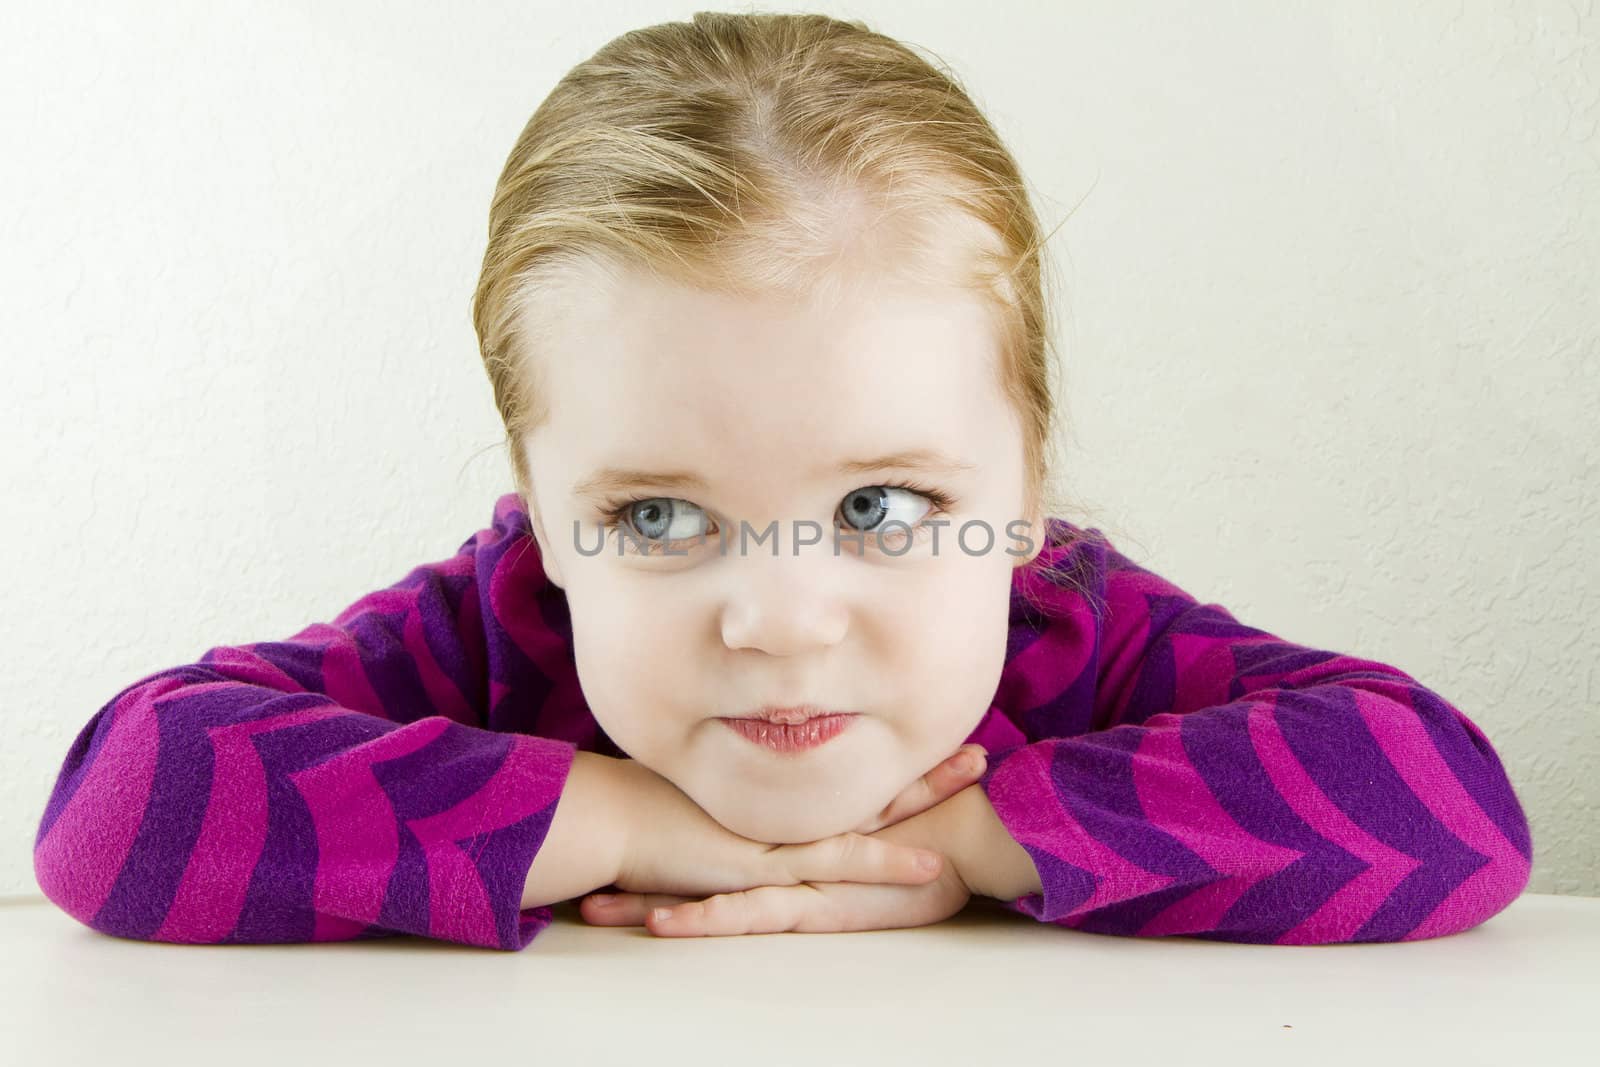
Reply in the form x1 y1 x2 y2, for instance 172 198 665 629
524 490 566 590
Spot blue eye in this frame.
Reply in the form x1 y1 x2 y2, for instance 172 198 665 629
610 498 711 549
598 481 956 555
840 486 936 533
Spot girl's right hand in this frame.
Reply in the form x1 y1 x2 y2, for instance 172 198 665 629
605 756 949 902
848 743 987 835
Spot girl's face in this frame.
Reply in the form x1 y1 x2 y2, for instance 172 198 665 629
522 258 1042 844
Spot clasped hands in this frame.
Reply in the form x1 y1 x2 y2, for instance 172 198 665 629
579 744 1038 938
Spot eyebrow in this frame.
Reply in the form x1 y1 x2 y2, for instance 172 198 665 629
572 448 979 500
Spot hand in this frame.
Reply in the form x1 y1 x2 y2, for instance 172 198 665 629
598 754 952 906
629 846 972 937
580 744 990 935
848 743 989 835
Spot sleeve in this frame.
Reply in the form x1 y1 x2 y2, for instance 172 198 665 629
32 493 579 952
978 522 1534 944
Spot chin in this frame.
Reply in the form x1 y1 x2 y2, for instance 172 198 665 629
711 802 862 846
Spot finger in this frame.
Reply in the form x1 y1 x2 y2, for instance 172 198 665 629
781 831 946 887
869 746 986 831
580 891 699 926
647 883 819 937
854 745 987 835
648 878 965 937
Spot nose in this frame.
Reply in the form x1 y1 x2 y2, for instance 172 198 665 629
719 543 849 656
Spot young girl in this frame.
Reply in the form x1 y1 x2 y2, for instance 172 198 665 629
34 11 1531 950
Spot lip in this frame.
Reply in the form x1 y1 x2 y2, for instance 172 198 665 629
719 707 860 754
720 714 858 753
732 705 854 725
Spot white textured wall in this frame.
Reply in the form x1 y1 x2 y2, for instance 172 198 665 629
2 0 1595 902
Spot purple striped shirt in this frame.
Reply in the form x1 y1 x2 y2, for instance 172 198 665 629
33 492 1532 949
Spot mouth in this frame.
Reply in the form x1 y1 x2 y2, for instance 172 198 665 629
719 712 860 754
727 704 855 725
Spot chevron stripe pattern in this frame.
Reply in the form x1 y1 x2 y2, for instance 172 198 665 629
983 522 1533 943
33 494 1532 949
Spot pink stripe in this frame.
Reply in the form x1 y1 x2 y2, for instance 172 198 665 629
992 601 1093 715
34 681 164 923
985 742 1168 922
1246 702 1417 944
489 679 512 717
297 622 390 720
488 544 590 743
289 716 452 932
1278 655 1421 692
312 915 371 943
403 603 472 724
408 734 576 947
156 705 341 943
342 586 473 723
199 645 305 691
1132 714 1299 936
1168 631 1281 715
1355 693 1532 938
1017 552 1090 620
963 703 1028 754
488 543 571 685
1095 576 1159 726
492 492 525 529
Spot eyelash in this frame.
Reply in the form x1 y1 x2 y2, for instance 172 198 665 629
597 480 957 552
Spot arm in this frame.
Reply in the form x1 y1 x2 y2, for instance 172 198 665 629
966 520 1533 944
521 750 628 909
938 783 1043 904
34 493 597 951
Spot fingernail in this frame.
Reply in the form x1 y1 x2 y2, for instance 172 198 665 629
956 750 984 773
652 907 674 922
590 894 616 906
918 852 941 871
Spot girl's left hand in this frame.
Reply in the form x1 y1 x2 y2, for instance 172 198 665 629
576 747 987 936
579 855 972 937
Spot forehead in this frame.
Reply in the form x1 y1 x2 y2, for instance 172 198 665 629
537 263 1008 466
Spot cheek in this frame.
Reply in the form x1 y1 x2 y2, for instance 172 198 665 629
890 568 1013 725
567 585 699 744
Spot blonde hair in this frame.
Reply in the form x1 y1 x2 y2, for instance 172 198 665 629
470 10 1110 606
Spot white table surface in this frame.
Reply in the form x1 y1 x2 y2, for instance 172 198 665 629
3 891 1596 1066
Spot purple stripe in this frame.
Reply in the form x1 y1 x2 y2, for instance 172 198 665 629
483 579 575 738
1225 642 1344 700
479 557 567 736
373 719 514 818
1274 687 1489 941
1018 654 1099 742
1040 727 1221 934
1002 606 1049 656
345 609 437 724
1001 584 1103 740
35 668 215 845
91 687 329 938
1415 686 1533 864
378 821 431 937
1113 595 1187 726
421 569 485 714
467 804 563 949
231 640 326 696
34 705 112 848
1019 846 1100 920
1179 701 1370 940
226 715 397 943
369 721 515 939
